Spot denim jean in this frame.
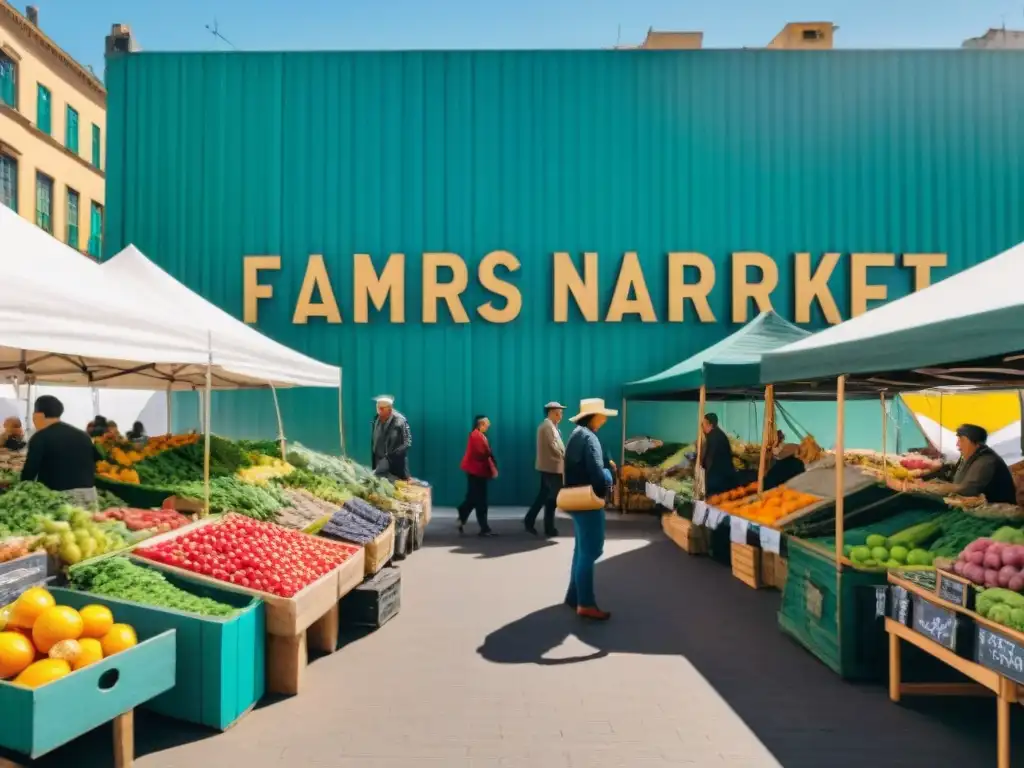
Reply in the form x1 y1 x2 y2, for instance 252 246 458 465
565 509 606 608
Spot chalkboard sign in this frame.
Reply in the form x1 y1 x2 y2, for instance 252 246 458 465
935 570 972 610
0 552 49 608
890 585 911 626
912 595 961 652
975 626 1024 685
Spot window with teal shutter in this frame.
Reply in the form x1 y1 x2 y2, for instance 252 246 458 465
0 53 16 108
66 188 79 249
91 124 101 169
35 172 53 234
65 105 79 153
36 84 50 135
0 153 16 212
88 202 103 257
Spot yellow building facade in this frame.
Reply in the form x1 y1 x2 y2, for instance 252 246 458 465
0 3 104 258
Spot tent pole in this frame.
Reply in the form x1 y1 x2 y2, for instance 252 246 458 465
757 385 775 494
337 371 346 456
835 375 847 673
619 397 627 512
696 385 707 499
269 383 286 459
203 333 212 518
23 378 32 428
166 386 173 435
880 392 888 484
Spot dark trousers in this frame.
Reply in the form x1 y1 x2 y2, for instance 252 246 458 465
524 471 562 532
457 474 491 531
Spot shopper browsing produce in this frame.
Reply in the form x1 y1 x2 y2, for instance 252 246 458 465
764 430 805 490
1 417 25 451
915 423 1016 504
21 396 101 504
370 395 412 480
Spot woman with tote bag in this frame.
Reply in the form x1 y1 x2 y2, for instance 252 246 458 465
557 398 617 621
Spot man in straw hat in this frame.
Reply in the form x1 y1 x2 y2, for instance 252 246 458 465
371 395 412 480
524 401 567 537
563 398 618 621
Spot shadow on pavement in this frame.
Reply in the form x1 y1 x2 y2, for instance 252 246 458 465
477 531 1024 768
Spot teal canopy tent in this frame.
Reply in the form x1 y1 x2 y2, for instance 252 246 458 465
623 311 811 401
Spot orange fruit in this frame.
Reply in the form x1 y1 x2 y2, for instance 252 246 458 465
0 631 36 679
32 606 84 654
48 639 83 664
14 658 71 688
100 624 137 656
79 605 114 639
73 638 104 670
9 587 56 629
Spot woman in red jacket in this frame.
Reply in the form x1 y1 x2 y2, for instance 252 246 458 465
457 415 497 536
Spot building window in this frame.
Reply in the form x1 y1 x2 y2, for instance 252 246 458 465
802 29 823 41
66 188 80 249
0 152 16 211
35 172 53 233
0 53 15 108
88 202 103 257
36 84 51 135
91 124 101 169
65 105 79 153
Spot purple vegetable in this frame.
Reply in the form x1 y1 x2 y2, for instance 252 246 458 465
998 565 1019 587
968 551 985 566
968 538 994 553
953 560 966 575
985 568 1001 587
1010 574 1024 592
984 551 1003 570
1003 547 1024 568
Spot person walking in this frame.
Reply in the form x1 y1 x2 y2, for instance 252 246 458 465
457 415 498 536
524 401 566 537
561 398 617 621
370 395 412 480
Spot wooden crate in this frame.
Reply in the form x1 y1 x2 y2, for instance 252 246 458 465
340 567 401 629
53 577 265 731
0 629 176 760
364 522 396 575
661 513 708 555
730 542 763 589
131 516 365 697
774 555 789 591
760 552 789 591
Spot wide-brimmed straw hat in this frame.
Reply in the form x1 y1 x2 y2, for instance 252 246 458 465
569 398 619 423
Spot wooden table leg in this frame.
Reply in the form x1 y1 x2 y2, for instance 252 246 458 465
888 631 901 703
113 709 134 768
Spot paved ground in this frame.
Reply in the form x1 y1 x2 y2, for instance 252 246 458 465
26 509 1024 767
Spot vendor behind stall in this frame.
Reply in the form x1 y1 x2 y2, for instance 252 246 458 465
701 413 739 496
1 417 25 451
764 430 805 490
21 395 101 505
922 423 1016 504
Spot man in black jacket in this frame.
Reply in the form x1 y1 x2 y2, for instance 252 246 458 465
370 395 412 480
922 423 1016 504
21 395 100 504
700 412 738 497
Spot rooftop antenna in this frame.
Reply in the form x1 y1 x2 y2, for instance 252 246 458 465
616 23 622 48
205 19 236 49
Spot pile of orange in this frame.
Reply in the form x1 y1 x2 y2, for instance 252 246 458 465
717 485 820 525
0 587 138 688
708 482 758 506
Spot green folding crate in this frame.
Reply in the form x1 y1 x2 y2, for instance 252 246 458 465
53 572 265 731
0 627 176 759
777 537 888 680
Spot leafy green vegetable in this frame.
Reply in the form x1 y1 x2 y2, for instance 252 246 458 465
69 556 237 617
0 482 74 534
173 477 286 520
134 436 253 485
274 470 352 505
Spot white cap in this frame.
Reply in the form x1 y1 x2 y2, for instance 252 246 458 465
373 395 395 406
544 401 566 410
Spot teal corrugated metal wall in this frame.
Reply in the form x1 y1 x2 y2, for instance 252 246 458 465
104 50 1024 505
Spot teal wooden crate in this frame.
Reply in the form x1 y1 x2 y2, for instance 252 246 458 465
0 628 175 759
53 574 266 731
94 477 174 508
777 538 888 681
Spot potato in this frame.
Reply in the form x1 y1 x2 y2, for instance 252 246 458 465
1010 574 1024 592
953 560 966 575
985 551 1003 569
968 551 985 566
999 565 1019 587
986 568 1002 587
964 563 986 584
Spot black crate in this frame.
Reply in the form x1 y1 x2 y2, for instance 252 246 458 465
340 567 401 629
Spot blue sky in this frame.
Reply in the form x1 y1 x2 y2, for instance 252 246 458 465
22 0 1024 75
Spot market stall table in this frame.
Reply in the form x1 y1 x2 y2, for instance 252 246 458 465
886 572 1024 768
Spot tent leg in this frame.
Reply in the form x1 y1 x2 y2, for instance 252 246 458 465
166 387 173 435
338 373 346 457
757 385 775 494
696 385 707 499
880 392 887 484
23 379 32 428
269 383 286 458
834 375 847 672
203 334 212 518
619 397 627 512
